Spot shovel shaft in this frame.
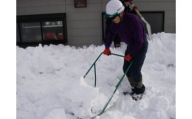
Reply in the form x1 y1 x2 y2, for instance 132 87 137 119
111 53 124 57
83 52 103 78
84 52 124 78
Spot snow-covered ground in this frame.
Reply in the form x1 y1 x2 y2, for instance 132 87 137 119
16 32 175 119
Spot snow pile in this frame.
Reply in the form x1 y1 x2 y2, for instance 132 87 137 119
17 32 175 119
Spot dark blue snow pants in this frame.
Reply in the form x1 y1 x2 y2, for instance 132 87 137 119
123 38 148 85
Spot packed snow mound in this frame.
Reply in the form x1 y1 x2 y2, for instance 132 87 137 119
17 32 175 119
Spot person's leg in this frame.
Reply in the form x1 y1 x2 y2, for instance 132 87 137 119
123 39 148 94
123 54 144 93
127 76 134 87
131 39 148 94
123 45 133 87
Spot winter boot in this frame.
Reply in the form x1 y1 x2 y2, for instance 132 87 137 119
131 76 145 101
131 85 145 101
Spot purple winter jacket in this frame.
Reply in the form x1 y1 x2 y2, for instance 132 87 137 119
105 12 146 58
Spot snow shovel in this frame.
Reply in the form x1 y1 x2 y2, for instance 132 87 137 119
83 52 133 118
130 1 152 40
83 52 125 87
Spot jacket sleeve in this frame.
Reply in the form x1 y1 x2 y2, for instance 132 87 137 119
105 23 117 49
129 19 144 57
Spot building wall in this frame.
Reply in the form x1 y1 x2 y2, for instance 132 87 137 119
133 0 175 33
17 0 66 14
65 0 102 46
17 0 176 47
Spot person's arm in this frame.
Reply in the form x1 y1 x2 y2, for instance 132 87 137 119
103 23 117 55
105 23 117 49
